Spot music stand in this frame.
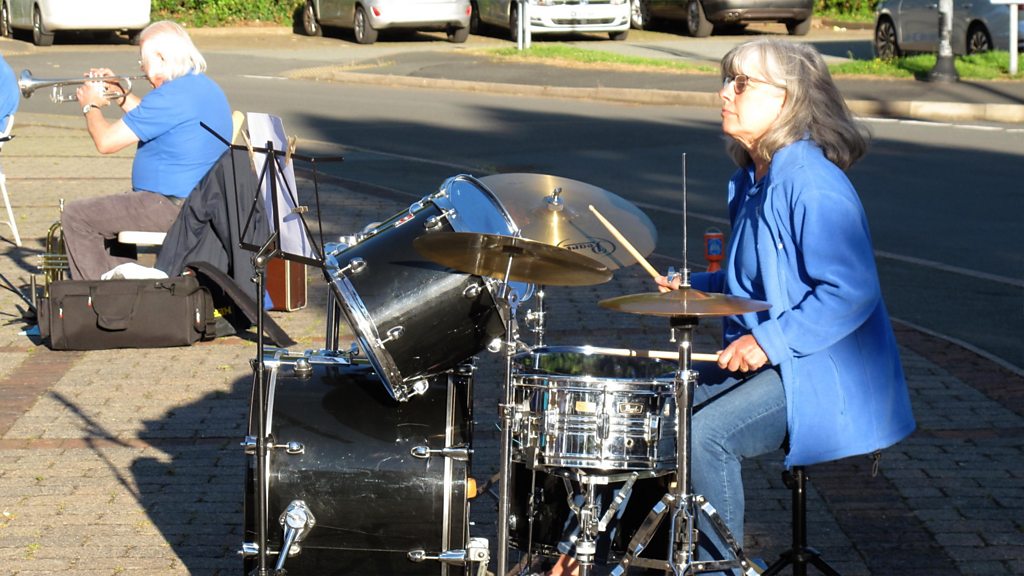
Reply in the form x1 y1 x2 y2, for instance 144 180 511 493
203 118 342 576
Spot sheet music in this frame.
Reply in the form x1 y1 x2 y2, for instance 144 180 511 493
246 112 314 260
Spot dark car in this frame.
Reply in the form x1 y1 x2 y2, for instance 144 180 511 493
631 0 814 36
874 0 1024 58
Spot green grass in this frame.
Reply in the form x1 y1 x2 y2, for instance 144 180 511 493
832 51 1023 80
487 45 1022 81
487 45 718 74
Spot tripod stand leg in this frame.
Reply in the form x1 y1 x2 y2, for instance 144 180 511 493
610 493 674 576
693 495 763 575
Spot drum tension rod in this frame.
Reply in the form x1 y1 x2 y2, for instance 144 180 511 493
241 436 305 455
410 444 471 461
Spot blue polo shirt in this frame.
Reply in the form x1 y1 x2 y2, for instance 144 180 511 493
0 56 19 129
123 72 231 198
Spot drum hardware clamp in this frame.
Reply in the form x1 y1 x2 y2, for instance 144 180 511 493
276 500 316 572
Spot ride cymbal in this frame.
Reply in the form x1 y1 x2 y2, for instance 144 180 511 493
599 287 771 317
479 173 657 271
414 231 613 286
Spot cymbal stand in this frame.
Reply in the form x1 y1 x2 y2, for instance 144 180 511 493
612 314 761 576
496 254 521 576
523 286 546 347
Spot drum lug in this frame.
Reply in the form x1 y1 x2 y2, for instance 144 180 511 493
463 283 482 299
410 444 471 462
293 357 312 377
424 214 445 230
332 257 366 279
407 537 490 567
378 325 404 346
241 436 305 456
239 541 259 557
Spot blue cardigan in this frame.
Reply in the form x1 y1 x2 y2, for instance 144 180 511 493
693 139 916 466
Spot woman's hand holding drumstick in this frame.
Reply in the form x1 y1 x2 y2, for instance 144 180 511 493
586 204 720 364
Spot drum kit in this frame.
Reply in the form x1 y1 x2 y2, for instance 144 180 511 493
241 172 770 576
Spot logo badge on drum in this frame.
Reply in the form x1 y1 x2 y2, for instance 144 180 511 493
559 237 616 257
617 402 645 415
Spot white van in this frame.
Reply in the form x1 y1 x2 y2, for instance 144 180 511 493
2 0 151 46
472 0 630 41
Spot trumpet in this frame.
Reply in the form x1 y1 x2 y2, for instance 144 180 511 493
18 69 146 104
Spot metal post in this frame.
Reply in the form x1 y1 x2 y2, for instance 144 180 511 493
928 0 960 82
1011 3 1019 75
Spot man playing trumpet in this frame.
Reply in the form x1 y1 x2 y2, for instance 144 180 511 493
65 20 231 279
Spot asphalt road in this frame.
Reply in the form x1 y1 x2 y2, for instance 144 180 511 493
4 25 1021 371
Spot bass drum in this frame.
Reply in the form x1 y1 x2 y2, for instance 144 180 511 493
244 351 473 575
508 462 672 563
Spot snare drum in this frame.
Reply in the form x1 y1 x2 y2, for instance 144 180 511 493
243 350 473 575
512 346 677 471
327 175 530 401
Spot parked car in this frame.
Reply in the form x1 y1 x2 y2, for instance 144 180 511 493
630 0 813 37
874 0 1024 58
301 0 471 44
1 0 151 46
471 0 631 42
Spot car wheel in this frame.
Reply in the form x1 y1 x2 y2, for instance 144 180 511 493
630 0 651 30
873 17 901 60
448 25 469 43
302 0 323 37
610 29 629 41
470 1 482 34
128 29 142 45
965 23 992 54
32 6 54 46
786 17 810 36
686 0 712 38
509 3 519 42
354 5 378 44
1 2 11 39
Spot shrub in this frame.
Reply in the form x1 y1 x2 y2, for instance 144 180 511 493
151 0 303 27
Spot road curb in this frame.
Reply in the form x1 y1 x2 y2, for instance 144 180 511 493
287 67 1024 123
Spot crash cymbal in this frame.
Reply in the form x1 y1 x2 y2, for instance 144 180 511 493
414 231 612 287
479 173 657 271
599 287 771 317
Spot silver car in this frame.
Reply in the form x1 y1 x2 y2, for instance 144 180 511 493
1 0 150 46
874 0 1024 58
301 0 471 44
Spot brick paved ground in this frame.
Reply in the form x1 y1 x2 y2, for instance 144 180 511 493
0 114 1021 576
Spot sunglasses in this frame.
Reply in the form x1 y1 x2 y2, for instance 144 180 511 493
722 74 781 95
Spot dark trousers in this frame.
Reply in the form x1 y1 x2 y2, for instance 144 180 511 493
61 191 182 280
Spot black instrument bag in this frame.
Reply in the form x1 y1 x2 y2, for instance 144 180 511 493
38 276 216 350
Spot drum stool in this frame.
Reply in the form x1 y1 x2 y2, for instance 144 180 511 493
762 466 841 576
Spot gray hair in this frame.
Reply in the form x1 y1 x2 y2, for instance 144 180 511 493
139 20 207 80
720 38 868 171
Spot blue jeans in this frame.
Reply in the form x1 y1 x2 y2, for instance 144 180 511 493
690 364 787 574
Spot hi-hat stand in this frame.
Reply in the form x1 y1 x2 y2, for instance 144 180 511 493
612 313 762 576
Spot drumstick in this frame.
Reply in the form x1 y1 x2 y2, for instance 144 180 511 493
588 204 661 281
582 345 720 364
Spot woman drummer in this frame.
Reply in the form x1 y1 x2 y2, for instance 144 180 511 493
654 38 916 572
